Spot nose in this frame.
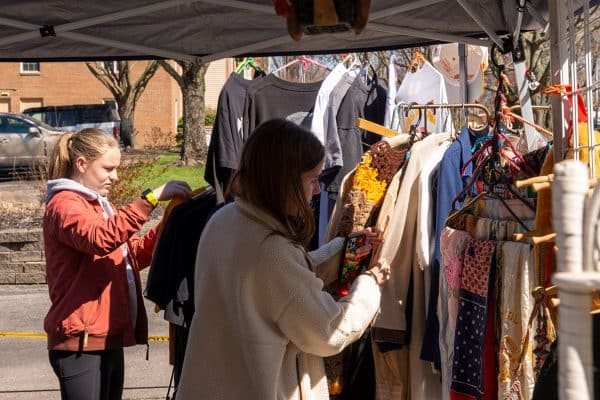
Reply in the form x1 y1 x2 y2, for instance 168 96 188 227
111 170 119 182
313 181 321 196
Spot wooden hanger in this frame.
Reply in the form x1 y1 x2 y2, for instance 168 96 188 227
356 118 401 138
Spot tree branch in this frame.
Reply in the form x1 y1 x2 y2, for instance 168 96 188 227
85 62 122 99
158 60 185 87
132 61 160 104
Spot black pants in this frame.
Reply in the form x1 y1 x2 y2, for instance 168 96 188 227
49 349 124 400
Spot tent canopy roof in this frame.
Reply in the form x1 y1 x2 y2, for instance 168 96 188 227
0 0 548 62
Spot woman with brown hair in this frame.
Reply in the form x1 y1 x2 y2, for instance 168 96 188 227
176 119 389 400
43 128 191 400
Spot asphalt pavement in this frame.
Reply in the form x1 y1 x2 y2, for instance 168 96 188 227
0 272 173 400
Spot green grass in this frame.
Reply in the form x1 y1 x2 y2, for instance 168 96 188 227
110 151 207 207
133 152 207 190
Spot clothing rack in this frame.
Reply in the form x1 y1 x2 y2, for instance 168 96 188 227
357 103 493 139
395 103 491 132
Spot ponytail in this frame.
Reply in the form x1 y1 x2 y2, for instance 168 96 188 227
48 133 74 179
47 129 118 179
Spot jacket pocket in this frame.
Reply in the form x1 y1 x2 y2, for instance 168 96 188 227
58 293 106 337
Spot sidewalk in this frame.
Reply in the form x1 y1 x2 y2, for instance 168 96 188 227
0 278 173 400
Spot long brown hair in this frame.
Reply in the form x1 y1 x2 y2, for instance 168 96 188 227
227 119 324 246
48 128 119 179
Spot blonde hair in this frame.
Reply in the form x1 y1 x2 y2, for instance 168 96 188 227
48 128 119 179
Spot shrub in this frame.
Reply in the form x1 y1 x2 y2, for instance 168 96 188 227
204 107 217 126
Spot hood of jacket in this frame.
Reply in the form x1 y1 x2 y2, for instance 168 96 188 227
46 178 113 218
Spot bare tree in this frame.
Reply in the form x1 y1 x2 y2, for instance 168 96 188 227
158 60 209 167
86 61 159 148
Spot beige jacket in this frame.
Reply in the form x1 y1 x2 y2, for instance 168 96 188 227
176 199 381 400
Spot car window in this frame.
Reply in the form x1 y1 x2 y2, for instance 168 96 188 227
0 117 31 134
28 111 57 127
80 107 110 123
20 114 56 131
56 110 77 127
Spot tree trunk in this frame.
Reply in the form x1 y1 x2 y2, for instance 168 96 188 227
180 63 209 166
118 100 136 149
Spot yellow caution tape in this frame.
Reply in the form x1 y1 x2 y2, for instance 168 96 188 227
0 332 169 342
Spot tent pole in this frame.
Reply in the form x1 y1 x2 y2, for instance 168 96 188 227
368 23 490 47
62 32 199 62
197 36 293 64
512 38 542 152
458 43 468 127
549 0 568 162
369 0 445 20
455 0 504 50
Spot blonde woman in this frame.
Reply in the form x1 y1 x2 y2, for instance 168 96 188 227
43 128 191 400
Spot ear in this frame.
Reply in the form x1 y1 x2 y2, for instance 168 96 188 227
74 156 88 175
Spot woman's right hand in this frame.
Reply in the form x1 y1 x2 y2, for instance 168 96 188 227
152 180 192 202
364 259 391 286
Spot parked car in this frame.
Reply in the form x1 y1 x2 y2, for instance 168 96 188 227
0 113 64 172
22 103 130 146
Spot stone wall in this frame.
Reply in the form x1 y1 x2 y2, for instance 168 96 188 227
0 228 46 284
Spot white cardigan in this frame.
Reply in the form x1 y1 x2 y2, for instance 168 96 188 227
176 199 381 400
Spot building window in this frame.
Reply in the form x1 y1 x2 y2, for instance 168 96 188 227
20 62 40 74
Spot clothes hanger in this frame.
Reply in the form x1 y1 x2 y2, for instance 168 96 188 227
271 55 332 75
408 48 425 73
235 57 263 75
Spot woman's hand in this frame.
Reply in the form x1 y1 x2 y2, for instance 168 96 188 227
152 180 192 202
351 227 383 258
364 259 391 286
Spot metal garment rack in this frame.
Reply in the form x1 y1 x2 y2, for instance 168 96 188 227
548 1 600 399
357 103 492 139
394 103 491 132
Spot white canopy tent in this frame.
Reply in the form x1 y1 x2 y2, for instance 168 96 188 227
0 0 548 62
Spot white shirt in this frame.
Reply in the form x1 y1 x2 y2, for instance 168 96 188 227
310 62 347 144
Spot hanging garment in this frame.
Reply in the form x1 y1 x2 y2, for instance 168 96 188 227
318 70 358 246
372 133 452 400
327 140 406 239
497 242 536 400
243 73 323 136
384 54 397 129
144 189 219 389
422 126 475 368
416 138 452 270
205 73 262 189
450 239 496 399
327 75 387 196
438 227 472 400
374 133 454 339
392 60 453 134
311 62 348 144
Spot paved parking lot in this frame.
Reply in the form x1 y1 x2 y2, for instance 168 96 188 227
0 280 173 400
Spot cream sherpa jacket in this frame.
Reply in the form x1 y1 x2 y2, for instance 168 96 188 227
176 199 381 400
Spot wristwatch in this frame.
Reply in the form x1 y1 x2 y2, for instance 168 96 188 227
141 188 159 206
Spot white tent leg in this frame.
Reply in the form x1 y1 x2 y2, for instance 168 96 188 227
552 160 600 400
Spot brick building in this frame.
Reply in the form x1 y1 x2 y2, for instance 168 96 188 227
0 58 234 147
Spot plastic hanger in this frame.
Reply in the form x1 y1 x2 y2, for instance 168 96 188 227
271 55 331 75
235 57 263 75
